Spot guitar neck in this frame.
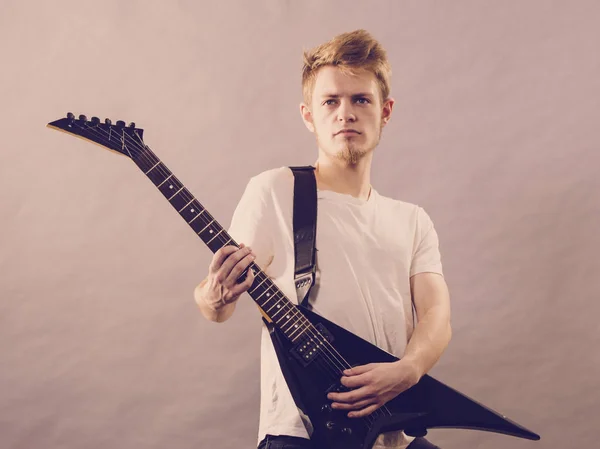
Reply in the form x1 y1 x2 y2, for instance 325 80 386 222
132 148 310 342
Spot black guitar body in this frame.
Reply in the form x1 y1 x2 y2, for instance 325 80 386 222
47 114 540 449
270 306 539 449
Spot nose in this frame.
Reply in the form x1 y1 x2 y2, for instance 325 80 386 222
337 99 356 122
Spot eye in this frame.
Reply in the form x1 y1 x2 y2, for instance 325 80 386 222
356 97 370 104
324 99 337 106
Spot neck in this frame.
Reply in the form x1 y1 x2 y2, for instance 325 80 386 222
313 152 373 201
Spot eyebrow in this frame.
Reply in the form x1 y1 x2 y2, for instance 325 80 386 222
320 92 374 98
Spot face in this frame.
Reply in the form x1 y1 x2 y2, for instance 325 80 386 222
300 65 394 165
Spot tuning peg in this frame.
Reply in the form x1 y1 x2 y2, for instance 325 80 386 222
128 122 136 128
78 114 87 122
116 120 126 128
91 116 100 125
105 118 112 126
67 112 75 120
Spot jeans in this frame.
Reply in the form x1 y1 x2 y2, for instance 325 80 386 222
257 434 441 449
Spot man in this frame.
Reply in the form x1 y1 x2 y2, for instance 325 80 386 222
194 29 451 449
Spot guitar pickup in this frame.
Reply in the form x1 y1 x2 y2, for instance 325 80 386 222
290 323 333 367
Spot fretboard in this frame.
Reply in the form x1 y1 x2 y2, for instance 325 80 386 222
133 147 312 343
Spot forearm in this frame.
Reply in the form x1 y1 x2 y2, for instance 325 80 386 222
399 305 452 378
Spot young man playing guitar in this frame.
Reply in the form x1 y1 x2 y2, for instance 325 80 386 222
194 29 451 449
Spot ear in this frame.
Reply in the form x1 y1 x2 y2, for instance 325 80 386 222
299 102 316 133
381 97 395 127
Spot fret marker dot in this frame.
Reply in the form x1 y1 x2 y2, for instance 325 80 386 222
277 305 281 309
169 185 173 189
191 208 195 213
209 230 213 234
266 293 270 297
286 315 290 319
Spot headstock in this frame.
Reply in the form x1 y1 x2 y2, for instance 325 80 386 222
47 113 146 159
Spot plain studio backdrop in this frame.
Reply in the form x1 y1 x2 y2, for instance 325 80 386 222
1 1 599 448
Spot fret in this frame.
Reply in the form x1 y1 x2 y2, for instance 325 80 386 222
281 314 303 334
278 319 296 335
197 220 215 235
206 228 224 244
188 214 210 234
188 210 205 224
158 178 182 196
198 224 222 245
278 311 299 330
249 275 269 294
291 329 312 344
288 323 306 341
169 189 192 211
168 186 184 200
145 161 161 174
266 300 284 314
204 229 227 253
180 203 204 223
156 173 173 188
286 324 304 341
142 160 169 185
272 304 290 320
291 333 304 344
178 198 195 212
254 285 276 303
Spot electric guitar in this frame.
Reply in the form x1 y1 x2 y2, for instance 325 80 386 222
47 113 541 449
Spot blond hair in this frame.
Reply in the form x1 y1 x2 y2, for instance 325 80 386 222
301 29 392 107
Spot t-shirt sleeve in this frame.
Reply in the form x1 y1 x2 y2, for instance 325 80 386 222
410 206 444 277
227 175 275 274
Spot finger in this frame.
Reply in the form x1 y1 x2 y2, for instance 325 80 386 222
216 246 253 282
327 386 373 404
343 364 375 376
228 267 255 298
224 253 256 287
340 373 370 389
348 403 381 418
331 397 376 411
209 245 239 273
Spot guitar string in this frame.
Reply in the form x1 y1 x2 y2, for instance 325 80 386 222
75 121 391 423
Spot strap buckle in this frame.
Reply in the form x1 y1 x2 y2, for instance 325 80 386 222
294 271 314 307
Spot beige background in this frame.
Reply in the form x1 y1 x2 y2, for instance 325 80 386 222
1 1 599 448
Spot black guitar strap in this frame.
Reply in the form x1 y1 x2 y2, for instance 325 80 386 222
289 166 318 307
262 166 318 439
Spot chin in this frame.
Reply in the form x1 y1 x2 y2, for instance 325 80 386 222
336 149 369 165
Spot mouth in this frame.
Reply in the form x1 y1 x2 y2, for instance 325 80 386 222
336 130 360 136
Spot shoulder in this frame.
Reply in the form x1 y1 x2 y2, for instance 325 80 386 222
374 192 436 229
375 191 421 217
247 166 293 190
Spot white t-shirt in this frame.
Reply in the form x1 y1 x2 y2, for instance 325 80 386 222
227 167 444 449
